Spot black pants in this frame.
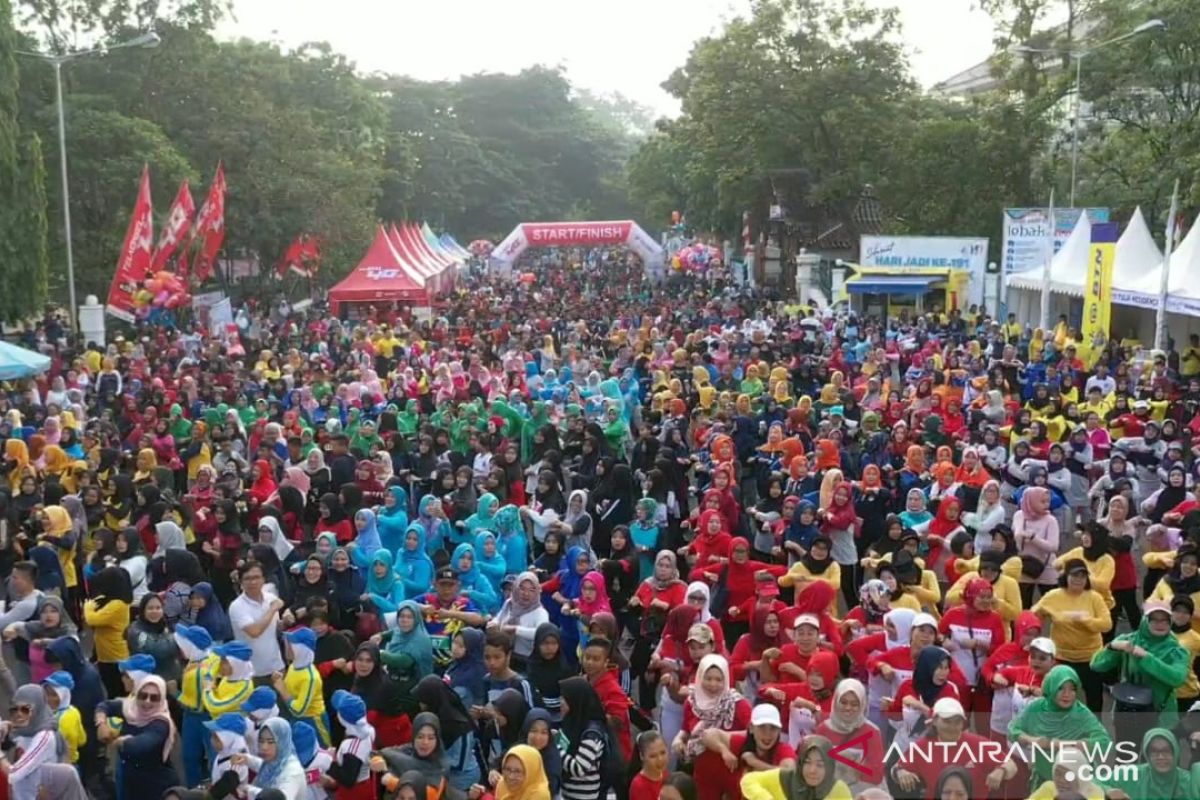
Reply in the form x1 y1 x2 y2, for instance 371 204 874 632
630 631 661 710
1144 568 1166 600
1019 582 1052 609
1062 658 1105 713
98 661 125 701
1107 589 1141 642
840 561 859 615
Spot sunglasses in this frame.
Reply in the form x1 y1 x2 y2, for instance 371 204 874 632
9 704 32 715
137 692 161 702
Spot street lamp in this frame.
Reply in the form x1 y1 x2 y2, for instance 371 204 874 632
1013 18 1165 207
15 32 161 332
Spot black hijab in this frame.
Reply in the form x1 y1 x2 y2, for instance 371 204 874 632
559 676 608 753
414 674 474 744
90 565 134 607
320 492 347 524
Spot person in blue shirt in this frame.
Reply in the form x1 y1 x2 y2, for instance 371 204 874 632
397 525 434 600
376 485 410 555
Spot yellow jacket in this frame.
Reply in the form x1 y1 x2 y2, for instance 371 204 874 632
178 654 221 713
284 664 326 719
741 768 851 800
1174 627 1200 700
1029 779 1104 800
1031 589 1111 661
890 570 942 620
83 599 130 663
56 706 85 763
1054 548 1115 609
203 676 253 718
945 572 1023 629
1148 578 1200 635
779 563 841 617
954 555 1023 581
40 505 78 589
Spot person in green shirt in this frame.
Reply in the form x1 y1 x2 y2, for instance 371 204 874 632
1090 601 1189 729
1102 728 1192 800
1009 664 1110 785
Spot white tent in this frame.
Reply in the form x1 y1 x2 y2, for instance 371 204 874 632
1120 214 1200 312
1008 212 1092 296
1111 207 1163 310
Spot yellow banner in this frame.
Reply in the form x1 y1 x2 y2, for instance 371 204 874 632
1083 223 1117 361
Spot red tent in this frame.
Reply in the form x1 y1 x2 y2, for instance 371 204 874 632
329 227 428 314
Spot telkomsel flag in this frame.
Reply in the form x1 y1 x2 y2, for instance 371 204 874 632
1082 222 1117 363
277 234 321 278
150 179 195 274
189 162 227 283
105 166 154 322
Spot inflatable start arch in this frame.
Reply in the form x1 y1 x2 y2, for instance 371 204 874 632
490 220 666 278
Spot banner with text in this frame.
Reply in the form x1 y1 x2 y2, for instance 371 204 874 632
1083 222 1117 359
858 235 989 307
1002 207 1110 274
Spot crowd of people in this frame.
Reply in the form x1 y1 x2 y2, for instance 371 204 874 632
2 250 1200 800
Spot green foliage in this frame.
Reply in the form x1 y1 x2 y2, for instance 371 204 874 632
0 0 49 323
18 0 229 50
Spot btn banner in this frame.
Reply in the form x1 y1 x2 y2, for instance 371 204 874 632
1083 222 1118 360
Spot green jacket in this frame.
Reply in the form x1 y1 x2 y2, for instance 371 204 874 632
1102 728 1193 800
1091 617 1189 728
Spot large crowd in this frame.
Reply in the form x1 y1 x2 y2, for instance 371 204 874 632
1 250 1200 800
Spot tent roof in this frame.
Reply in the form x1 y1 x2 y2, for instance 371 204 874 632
1122 214 1200 299
387 224 435 280
440 233 471 260
423 223 466 263
1113 207 1163 290
1008 212 1091 296
0 340 51 379
404 223 454 270
329 227 428 305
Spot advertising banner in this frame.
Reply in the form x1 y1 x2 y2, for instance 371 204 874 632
859 235 989 307
1082 222 1117 359
106 167 154 322
1002 207 1109 274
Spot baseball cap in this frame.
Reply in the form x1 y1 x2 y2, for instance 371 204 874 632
750 704 782 728
1144 601 1172 618
686 623 715 644
1134 400 1150 410
912 612 938 631
757 575 780 597
794 613 820 630
1029 637 1056 657
931 698 966 720
435 567 458 583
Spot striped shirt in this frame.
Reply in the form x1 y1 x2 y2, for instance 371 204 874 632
561 730 606 800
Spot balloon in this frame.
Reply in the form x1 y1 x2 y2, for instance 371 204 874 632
134 289 153 307
154 290 170 307
165 292 186 310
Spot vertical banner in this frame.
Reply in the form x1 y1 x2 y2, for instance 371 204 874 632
105 166 154 322
1083 222 1118 360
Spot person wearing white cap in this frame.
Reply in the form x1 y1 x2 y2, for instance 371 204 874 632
890 697 1016 794
985 624 1056 741
693 703 796 798
1091 600 1188 730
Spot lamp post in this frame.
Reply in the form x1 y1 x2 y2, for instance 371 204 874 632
15 32 161 333
1014 19 1165 207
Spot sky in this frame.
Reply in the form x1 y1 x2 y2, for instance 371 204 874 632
218 0 999 117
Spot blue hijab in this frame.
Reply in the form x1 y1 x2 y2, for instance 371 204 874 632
354 508 383 556
787 500 821 549
365 549 399 598
452 542 483 587
377 486 410 555
398 524 435 600
385 600 433 679
192 581 233 642
474 531 508 592
254 717 299 790
556 546 591 599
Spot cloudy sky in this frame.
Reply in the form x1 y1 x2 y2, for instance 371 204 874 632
219 0 999 117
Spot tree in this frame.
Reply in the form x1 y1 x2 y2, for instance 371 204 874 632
16 0 229 50
0 0 49 323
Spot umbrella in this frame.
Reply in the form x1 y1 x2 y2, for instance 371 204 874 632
0 341 51 380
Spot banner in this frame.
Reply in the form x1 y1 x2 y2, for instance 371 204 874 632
277 234 321 278
491 219 665 270
1082 222 1117 358
150 179 195 274
190 162 227 283
859 235 989 307
105 167 154 322
1002 207 1109 274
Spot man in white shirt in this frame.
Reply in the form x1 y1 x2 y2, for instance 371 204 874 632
228 561 285 682
1085 362 1116 397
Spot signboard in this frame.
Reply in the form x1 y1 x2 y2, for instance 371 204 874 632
1002 207 1110 274
859 235 989 307
1082 222 1117 361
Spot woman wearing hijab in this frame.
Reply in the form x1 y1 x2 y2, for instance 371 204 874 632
526 623 571 721
377 484 411 555
730 605 784 694
492 571 551 664
351 642 416 749
1009 664 1111 785
739 736 852 800
84 565 133 698
520 708 563 797
492 744 552 800
127 593 182 687
559 676 614 800
675 654 750 762
475 530 510 595
888 645 959 750
249 717 306 798
446 627 488 707
1091 600 1189 734
813 679 884 793
288 555 336 627
1 683 64 798
629 550 686 702
414 673 481 791
187 581 234 643
589 460 635 559
379 599 435 682
937 578 1005 691
349 508 384 570
1014 486 1060 607
376 713 455 800
94 674 179 799
327 547 365 630
7 595 78 682
315 492 353 545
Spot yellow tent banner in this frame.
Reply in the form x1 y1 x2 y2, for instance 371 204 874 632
1083 222 1118 357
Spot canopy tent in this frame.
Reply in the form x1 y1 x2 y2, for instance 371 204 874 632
422 223 467 263
439 233 472 260
0 341 51 380
407 222 460 292
1007 212 1092 297
1111 207 1164 310
1120 214 1200 316
391 222 459 295
329 227 429 314
387 224 439 289
845 275 944 294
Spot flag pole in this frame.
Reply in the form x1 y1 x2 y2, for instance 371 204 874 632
1155 179 1179 352
1039 189 1055 331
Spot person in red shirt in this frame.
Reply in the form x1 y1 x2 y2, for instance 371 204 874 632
674 654 752 763
729 604 785 687
691 704 797 800
759 648 839 728
937 578 1006 712
731 576 788 633
581 636 633 762
814 679 885 793
629 730 669 800
887 645 959 750
890 697 1018 796
697 538 787 636
684 509 733 572
770 613 838 685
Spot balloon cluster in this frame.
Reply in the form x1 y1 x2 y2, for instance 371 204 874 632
468 239 495 256
132 270 191 320
672 243 722 272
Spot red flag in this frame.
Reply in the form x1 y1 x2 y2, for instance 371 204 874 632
277 233 322 278
106 166 155 322
190 162 226 283
150 179 195 274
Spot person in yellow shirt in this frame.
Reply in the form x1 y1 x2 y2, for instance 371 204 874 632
174 623 221 787
1053 524 1116 617
945 550 1022 629
43 671 84 764
272 627 330 746
184 421 213 483
1182 334 1200 379
1147 545 1200 634
202 641 255 719
778 536 841 614
741 737 852 800
1031 560 1112 711
1169 594 1200 712
1027 747 1106 800
83 566 132 698
38 505 79 604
